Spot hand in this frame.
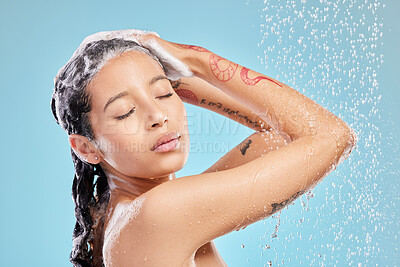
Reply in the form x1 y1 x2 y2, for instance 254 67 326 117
133 33 208 80
134 33 188 63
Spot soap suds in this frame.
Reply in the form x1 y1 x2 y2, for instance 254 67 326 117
102 196 146 266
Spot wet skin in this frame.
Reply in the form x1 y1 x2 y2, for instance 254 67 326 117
68 37 357 266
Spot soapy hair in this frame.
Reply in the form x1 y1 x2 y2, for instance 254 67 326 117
50 30 193 267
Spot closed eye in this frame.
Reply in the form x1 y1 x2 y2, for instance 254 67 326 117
116 108 136 120
115 92 172 121
157 92 173 99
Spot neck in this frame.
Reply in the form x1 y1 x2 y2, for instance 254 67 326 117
100 162 176 201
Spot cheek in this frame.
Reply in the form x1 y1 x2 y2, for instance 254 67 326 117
119 117 141 136
172 98 187 122
175 102 188 133
100 135 147 173
94 116 145 157
173 102 190 152
100 116 141 136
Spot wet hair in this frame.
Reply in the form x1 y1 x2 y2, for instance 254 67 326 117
50 37 168 267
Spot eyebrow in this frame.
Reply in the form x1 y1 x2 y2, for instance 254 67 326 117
103 74 169 112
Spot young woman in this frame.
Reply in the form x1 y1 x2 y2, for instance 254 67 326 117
51 29 357 267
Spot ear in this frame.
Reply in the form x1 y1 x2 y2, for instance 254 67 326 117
68 134 101 164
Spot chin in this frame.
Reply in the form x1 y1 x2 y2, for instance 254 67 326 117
159 152 187 171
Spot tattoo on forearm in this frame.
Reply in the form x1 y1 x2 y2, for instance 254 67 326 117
170 79 200 105
175 89 199 105
239 139 252 155
240 67 283 87
170 78 183 90
199 98 262 129
176 44 210 52
209 54 238 82
270 189 306 214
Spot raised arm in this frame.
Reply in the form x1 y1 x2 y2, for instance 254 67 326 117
169 75 290 173
169 76 273 133
134 35 357 257
171 76 290 173
190 51 356 144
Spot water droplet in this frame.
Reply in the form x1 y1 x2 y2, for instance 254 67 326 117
256 0 385 263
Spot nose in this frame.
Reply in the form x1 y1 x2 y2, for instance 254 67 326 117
146 106 168 129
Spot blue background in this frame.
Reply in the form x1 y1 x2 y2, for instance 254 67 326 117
0 0 398 266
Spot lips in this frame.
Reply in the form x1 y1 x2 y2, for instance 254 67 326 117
152 131 181 151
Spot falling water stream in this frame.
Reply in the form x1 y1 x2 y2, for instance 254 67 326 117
235 0 400 265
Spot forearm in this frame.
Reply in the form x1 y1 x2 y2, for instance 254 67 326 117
170 75 274 133
188 50 357 152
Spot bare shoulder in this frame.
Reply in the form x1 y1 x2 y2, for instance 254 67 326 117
102 196 148 266
141 164 257 255
102 194 197 266
143 134 341 255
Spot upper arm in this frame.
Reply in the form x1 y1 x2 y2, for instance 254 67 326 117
142 133 345 253
202 129 288 174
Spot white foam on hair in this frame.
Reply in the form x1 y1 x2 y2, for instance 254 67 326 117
102 196 146 266
78 29 161 50
51 91 64 129
55 28 193 85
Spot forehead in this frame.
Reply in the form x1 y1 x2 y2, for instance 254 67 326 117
92 50 163 84
86 50 165 104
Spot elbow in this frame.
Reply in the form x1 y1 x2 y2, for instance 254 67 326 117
335 126 358 165
347 127 358 155
318 120 358 163
330 119 358 150
342 125 358 150
348 128 358 148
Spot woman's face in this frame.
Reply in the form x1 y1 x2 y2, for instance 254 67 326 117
86 50 190 179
